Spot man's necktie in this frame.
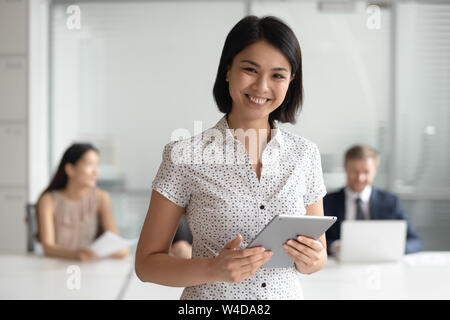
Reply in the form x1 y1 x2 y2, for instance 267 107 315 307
356 197 366 220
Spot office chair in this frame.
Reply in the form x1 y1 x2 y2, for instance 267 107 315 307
25 202 104 253
25 203 38 253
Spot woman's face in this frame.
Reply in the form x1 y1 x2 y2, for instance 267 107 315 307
226 40 294 122
66 150 99 188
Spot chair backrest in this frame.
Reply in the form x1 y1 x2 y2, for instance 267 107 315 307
25 203 39 253
25 201 104 253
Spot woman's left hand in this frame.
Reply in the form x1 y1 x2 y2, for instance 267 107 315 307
283 235 326 275
110 247 129 259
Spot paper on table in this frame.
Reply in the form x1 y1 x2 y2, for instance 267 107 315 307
89 231 137 258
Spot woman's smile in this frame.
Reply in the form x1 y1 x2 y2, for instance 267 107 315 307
245 94 271 106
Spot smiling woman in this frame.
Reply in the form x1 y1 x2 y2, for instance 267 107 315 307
225 41 294 122
213 16 303 126
135 15 327 300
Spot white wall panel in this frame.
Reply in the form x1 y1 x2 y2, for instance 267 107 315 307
0 0 28 54
0 189 26 252
50 1 246 189
0 124 27 186
0 57 27 120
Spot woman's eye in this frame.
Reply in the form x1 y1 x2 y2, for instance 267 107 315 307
243 68 285 79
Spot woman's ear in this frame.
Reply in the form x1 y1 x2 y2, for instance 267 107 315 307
65 163 74 178
226 65 230 82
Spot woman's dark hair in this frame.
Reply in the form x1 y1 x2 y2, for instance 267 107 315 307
213 15 303 125
42 143 99 194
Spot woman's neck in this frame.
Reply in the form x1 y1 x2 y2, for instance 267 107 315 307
226 112 271 133
226 112 272 161
63 180 90 200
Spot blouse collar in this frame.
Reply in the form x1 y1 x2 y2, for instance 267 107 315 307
214 115 284 148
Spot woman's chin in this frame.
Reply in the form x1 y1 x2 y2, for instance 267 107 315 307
85 181 97 188
241 105 273 121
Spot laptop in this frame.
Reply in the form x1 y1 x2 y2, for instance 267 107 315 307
338 220 407 262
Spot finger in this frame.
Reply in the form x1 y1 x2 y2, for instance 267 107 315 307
235 252 266 265
240 255 270 276
297 236 323 251
240 270 255 281
234 254 272 279
286 240 319 260
234 246 266 259
224 234 242 250
283 243 314 265
240 251 272 268
239 263 257 275
285 246 312 266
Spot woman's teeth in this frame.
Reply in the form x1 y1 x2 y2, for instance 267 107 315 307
247 95 269 105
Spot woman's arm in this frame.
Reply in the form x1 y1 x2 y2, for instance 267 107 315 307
38 193 93 261
97 189 129 258
283 198 328 274
134 190 272 287
134 190 217 287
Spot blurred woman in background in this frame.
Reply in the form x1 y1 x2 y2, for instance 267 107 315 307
37 143 129 261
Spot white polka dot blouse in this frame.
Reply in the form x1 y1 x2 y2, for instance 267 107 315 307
152 115 327 299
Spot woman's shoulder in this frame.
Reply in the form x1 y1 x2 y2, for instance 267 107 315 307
37 191 55 212
40 190 53 200
279 128 320 153
95 188 110 202
162 120 226 151
160 128 216 165
162 128 214 150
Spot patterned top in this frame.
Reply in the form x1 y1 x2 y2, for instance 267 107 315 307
51 188 99 250
152 115 327 300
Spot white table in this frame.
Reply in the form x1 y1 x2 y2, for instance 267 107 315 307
299 251 450 299
1 252 449 299
0 253 132 299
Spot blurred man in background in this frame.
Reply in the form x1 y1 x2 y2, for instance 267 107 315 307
324 144 423 256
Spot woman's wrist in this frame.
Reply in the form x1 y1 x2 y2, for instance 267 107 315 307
74 249 82 260
43 243 82 260
205 257 220 283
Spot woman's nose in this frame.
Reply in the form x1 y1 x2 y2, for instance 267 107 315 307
252 75 269 93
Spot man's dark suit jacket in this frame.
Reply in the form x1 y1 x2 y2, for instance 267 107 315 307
323 187 423 255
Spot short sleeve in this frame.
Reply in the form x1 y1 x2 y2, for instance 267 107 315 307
152 142 191 208
303 143 327 206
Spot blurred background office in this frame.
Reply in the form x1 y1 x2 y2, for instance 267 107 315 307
0 0 449 257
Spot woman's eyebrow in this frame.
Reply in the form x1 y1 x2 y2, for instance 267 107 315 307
240 60 289 73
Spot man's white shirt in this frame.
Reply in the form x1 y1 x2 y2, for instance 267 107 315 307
330 185 372 255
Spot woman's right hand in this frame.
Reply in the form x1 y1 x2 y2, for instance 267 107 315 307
211 234 273 283
77 248 99 262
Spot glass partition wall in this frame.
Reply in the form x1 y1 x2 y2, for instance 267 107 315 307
50 0 450 248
